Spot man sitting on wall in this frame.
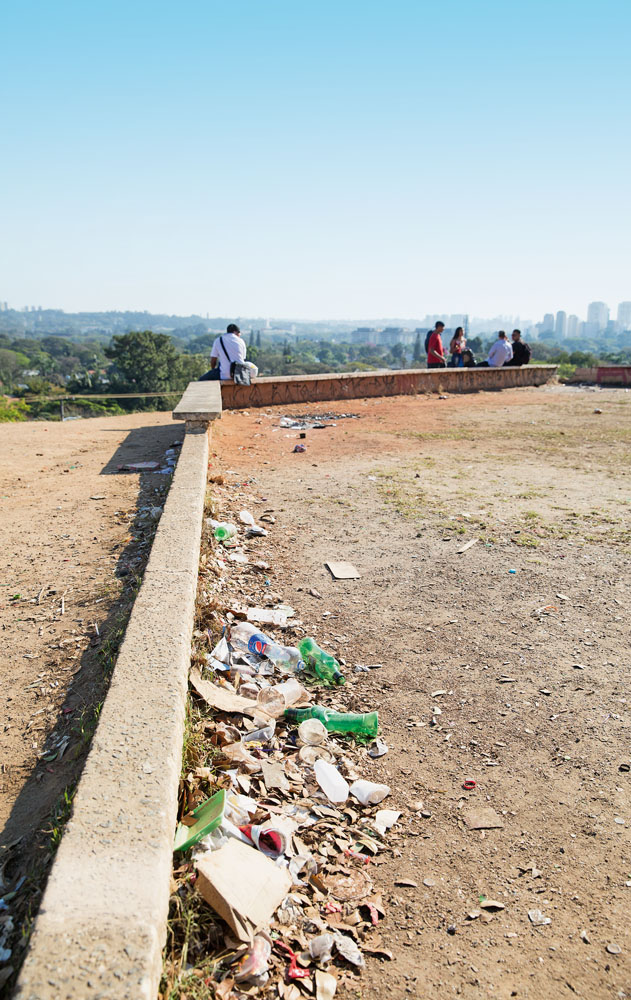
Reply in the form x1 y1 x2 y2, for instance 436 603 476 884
199 323 257 381
504 329 531 366
477 330 513 367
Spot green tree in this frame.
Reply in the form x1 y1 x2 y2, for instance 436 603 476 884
0 348 30 390
388 342 406 367
105 330 183 392
177 353 208 383
413 333 422 362
256 330 262 348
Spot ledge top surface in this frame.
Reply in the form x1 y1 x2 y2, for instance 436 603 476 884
173 380 223 421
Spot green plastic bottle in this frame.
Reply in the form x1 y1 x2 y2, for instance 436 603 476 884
298 637 345 685
214 522 237 540
284 704 379 737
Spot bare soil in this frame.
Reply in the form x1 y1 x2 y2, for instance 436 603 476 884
202 385 631 999
2 385 630 999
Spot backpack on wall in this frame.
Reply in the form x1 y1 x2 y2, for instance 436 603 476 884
219 336 251 386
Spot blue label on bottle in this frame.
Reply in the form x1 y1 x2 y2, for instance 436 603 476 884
247 633 269 656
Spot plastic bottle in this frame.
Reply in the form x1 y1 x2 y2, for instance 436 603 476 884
284 704 379 737
256 678 307 717
298 637 345 685
230 622 304 672
214 522 237 540
314 759 349 803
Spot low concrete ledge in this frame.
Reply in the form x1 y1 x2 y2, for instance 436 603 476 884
570 366 631 386
14 431 209 1000
220 365 558 409
173 380 222 426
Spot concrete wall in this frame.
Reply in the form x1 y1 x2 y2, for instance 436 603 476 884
14 430 209 1000
220 365 558 409
596 366 631 385
570 366 631 385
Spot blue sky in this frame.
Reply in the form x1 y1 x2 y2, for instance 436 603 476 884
1 0 629 320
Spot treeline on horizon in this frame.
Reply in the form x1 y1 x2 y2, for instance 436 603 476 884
1 324 630 422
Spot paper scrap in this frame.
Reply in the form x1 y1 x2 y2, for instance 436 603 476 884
457 539 478 554
190 669 258 717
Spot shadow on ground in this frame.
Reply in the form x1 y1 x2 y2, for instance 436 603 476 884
100 422 183 475
0 423 184 996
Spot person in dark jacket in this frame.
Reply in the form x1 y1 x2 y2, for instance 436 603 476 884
504 329 531 366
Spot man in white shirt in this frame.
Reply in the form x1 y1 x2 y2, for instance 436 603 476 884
209 323 247 380
478 331 513 367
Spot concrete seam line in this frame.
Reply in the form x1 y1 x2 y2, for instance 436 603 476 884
14 431 209 1000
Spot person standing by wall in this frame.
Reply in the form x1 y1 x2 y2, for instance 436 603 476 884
426 321 446 368
449 326 466 367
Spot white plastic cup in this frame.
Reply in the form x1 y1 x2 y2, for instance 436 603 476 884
257 678 307 717
298 718 328 746
314 759 349 803
349 779 391 805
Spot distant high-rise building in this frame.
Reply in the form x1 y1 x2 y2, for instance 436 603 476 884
566 314 580 338
351 327 376 344
542 313 555 332
587 301 609 329
555 311 567 338
616 302 631 330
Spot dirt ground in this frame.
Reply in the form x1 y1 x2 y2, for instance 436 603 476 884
203 384 631 1000
2 384 631 998
0 410 183 983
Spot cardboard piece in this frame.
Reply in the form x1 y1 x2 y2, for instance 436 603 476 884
196 838 292 942
190 669 258 718
325 561 361 580
462 807 504 830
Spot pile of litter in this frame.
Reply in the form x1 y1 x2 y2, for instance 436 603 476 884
119 441 182 475
163 495 396 999
279 413 360 430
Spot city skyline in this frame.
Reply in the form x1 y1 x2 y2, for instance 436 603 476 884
2 298 630 337
1 1 630 319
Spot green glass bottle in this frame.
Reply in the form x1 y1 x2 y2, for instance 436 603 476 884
298 637 345 685
284 704 379 737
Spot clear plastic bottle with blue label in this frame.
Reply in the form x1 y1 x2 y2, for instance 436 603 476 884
229 622 304 672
